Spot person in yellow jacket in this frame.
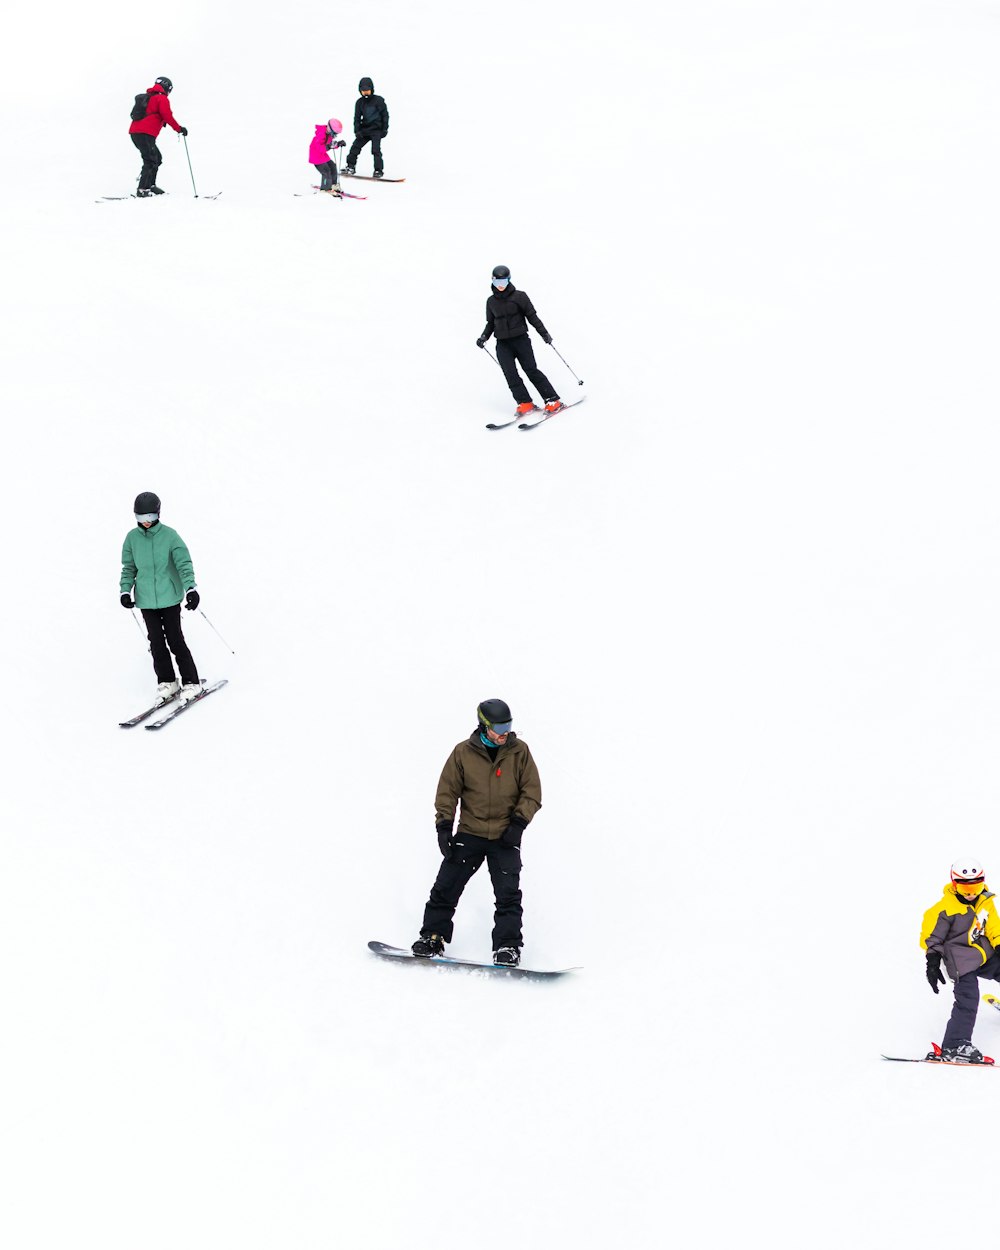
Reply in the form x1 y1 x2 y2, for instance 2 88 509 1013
920 858 1000 1063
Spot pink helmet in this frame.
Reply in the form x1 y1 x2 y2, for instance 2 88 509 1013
327 118 343 135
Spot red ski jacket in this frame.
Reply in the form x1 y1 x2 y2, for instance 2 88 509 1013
129 85 183 137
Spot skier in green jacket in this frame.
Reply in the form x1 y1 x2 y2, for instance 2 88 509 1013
120 491 202 706
412 699 542 967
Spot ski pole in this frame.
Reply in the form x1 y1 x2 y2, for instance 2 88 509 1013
548 343 584 386
199 609 235 654
182 134 198 198
481 344 502 370
130 607 151 652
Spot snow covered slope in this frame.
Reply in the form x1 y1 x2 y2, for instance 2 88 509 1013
3 1 1000 1246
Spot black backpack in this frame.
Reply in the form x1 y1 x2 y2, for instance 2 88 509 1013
130 93 150 121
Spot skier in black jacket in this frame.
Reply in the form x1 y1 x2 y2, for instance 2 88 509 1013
345 77 389 177
477 266 563 415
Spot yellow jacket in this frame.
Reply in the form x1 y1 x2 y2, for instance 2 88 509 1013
921 882 1000 979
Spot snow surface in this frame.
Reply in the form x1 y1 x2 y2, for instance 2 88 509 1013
3 0 1000 1245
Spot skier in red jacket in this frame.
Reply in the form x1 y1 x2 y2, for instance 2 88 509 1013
128 77 187 197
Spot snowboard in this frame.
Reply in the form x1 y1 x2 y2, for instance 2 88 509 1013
341 173 406 182
367 941 579 980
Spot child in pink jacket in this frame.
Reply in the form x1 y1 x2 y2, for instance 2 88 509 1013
310 119 345 194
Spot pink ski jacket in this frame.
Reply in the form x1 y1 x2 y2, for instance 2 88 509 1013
309 125 331 164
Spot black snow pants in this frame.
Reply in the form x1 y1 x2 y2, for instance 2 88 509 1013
314 161 338 190
346 132 383 174
421 833 524 950
131 133 163 190
141 604 199 685
496 334 558 406
943 952 1000 1049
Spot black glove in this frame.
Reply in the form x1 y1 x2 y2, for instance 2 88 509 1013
476 337 486 348
501 819 526 848
120 593 134 609
334 139 346 148
185 589 200 611
926 951 946 994
179 127 189 137
437 823 453 856
543 334 553 345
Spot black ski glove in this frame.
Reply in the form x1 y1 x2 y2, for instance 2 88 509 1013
926 951 946 994
501 818 526 849
120 593 134 609
185 589 200 610
476 337 486 348
334 139 346 149
437 823 453 856
179 127 189 137
543 334 553 345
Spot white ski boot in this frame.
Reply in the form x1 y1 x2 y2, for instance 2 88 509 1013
179 680 203 704
155 680 180 706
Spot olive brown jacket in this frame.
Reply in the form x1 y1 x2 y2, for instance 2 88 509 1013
435 731 542 841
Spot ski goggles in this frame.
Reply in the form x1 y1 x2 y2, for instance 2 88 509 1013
492 278 509 288
484 719 512 735
135 513 159 524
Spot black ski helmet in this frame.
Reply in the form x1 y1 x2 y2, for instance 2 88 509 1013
155 77 173 94
492 265 511 287
359 77 374 93
477 698 513 734
134 491 161 516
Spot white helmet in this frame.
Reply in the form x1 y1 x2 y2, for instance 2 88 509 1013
951 859 985 884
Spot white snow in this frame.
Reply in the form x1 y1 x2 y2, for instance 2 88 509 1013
3 1 1000 1245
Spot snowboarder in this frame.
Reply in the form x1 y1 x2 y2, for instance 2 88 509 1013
921 858 1000 1063
120 492 202 705
344 77 388 177
412 700 542 967
477 266 564 417
310 118 346 194
128 77 187 197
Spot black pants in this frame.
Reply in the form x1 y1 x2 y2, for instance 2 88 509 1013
140 605 199 685
496 335 558 405
131 133 163 190
422 833 523 949
346 132 383 173
943 952 1000 1049
314 161 338 190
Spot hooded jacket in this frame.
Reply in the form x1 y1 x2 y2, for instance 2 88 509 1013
435 731 542 841
353 78 389 137
921 882 1000 980
309 124 333 164
480 284 551 343
129 85 183 138
120 523 196 610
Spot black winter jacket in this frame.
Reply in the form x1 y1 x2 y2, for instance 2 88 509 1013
480 285 551 343
354 91 389 137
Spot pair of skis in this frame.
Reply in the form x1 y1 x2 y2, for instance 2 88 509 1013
306 187 367 201
98 193 222 202
881 994 1000 1064
119 679 228 730
486 396 586 432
